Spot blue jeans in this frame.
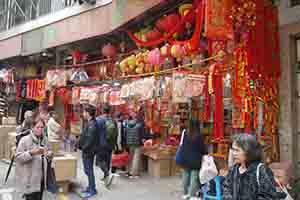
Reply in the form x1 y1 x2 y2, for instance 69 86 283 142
82 153 96 192
182 169 200 197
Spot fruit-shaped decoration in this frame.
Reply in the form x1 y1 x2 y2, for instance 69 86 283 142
127 55 137 71
102 43 117 58
146 28 163 41
171 44 184 61
160 44 171 57
119 58 129 73
147 48 162 65
135 66 144 74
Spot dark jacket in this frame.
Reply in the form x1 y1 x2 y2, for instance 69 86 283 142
79 118 100 155
223 163 287 200
178 130 207 170
125 119 143 146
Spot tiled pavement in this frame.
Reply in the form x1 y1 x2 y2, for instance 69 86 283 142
0 158 183 200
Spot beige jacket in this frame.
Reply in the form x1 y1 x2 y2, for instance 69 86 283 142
15 132 48 194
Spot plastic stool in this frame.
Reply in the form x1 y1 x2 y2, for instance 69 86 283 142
202 176 222 200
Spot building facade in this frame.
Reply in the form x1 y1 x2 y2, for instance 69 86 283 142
278 0 300 177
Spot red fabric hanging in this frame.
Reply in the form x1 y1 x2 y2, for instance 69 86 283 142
203 76 210 122
213 74 224 140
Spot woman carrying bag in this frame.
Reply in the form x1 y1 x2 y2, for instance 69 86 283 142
15 117 54 200
222 134 287 200
176 119 207 200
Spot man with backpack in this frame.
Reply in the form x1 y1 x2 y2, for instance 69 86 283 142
96 105 117 188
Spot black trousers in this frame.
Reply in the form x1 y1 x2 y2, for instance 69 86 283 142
96 150 112 178
24 191 43 200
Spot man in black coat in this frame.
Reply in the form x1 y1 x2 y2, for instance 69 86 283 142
79 105 99 198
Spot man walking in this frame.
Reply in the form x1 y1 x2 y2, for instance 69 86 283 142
79 105 99 198
96 105 117 188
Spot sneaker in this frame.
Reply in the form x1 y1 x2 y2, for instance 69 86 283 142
189 197 201 200
105 174 114 188
129 175 140 179
182 194 190 200
81 187 90 193
82 190 97 198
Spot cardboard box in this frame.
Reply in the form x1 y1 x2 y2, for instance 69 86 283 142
53 154 77 182
170 159 182 176
148 158 171 178
0 126 17 159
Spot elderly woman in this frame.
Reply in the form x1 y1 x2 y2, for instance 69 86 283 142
222 134 286 200
15 117 53 200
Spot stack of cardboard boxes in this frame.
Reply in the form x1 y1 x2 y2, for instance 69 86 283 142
0 117 17 160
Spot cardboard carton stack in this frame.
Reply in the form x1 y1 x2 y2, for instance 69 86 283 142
0 117 17 160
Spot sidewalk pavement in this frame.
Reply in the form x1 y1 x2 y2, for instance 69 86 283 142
0 159 183 200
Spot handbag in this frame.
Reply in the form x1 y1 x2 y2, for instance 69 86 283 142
199 155 218 184
46 160 58 194
257 163 293 200
175 130 186 166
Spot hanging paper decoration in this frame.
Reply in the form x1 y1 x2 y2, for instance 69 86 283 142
205 0 234 40
185 74 206 97
26 79 46 102
172 73 188 103
213 74 224 140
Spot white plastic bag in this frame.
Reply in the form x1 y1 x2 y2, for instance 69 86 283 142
199 155 218 184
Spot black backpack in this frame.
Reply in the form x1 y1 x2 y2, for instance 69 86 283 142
16 128 31 147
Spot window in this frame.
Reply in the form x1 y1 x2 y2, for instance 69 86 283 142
291 0 300 7
0 0 76 32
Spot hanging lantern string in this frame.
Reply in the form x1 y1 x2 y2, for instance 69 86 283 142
121 52 231 79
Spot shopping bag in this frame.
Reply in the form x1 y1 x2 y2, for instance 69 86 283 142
47 160 58 194
276 179 294 200
175 130 186 166
199 155 218 184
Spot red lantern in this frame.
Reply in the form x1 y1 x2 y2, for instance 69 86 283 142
71 50 81 65
102 43 117 58
145 29 163 41
155 13 181 33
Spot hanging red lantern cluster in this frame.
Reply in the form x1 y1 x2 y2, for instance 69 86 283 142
145 29 163 41
155 13 181 33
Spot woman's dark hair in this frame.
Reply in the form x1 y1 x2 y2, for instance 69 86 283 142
233 134 262 165
49 111 56 117
33 117 46 127
84 104 96 118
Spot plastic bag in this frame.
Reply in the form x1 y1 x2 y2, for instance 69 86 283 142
199 155 218 184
